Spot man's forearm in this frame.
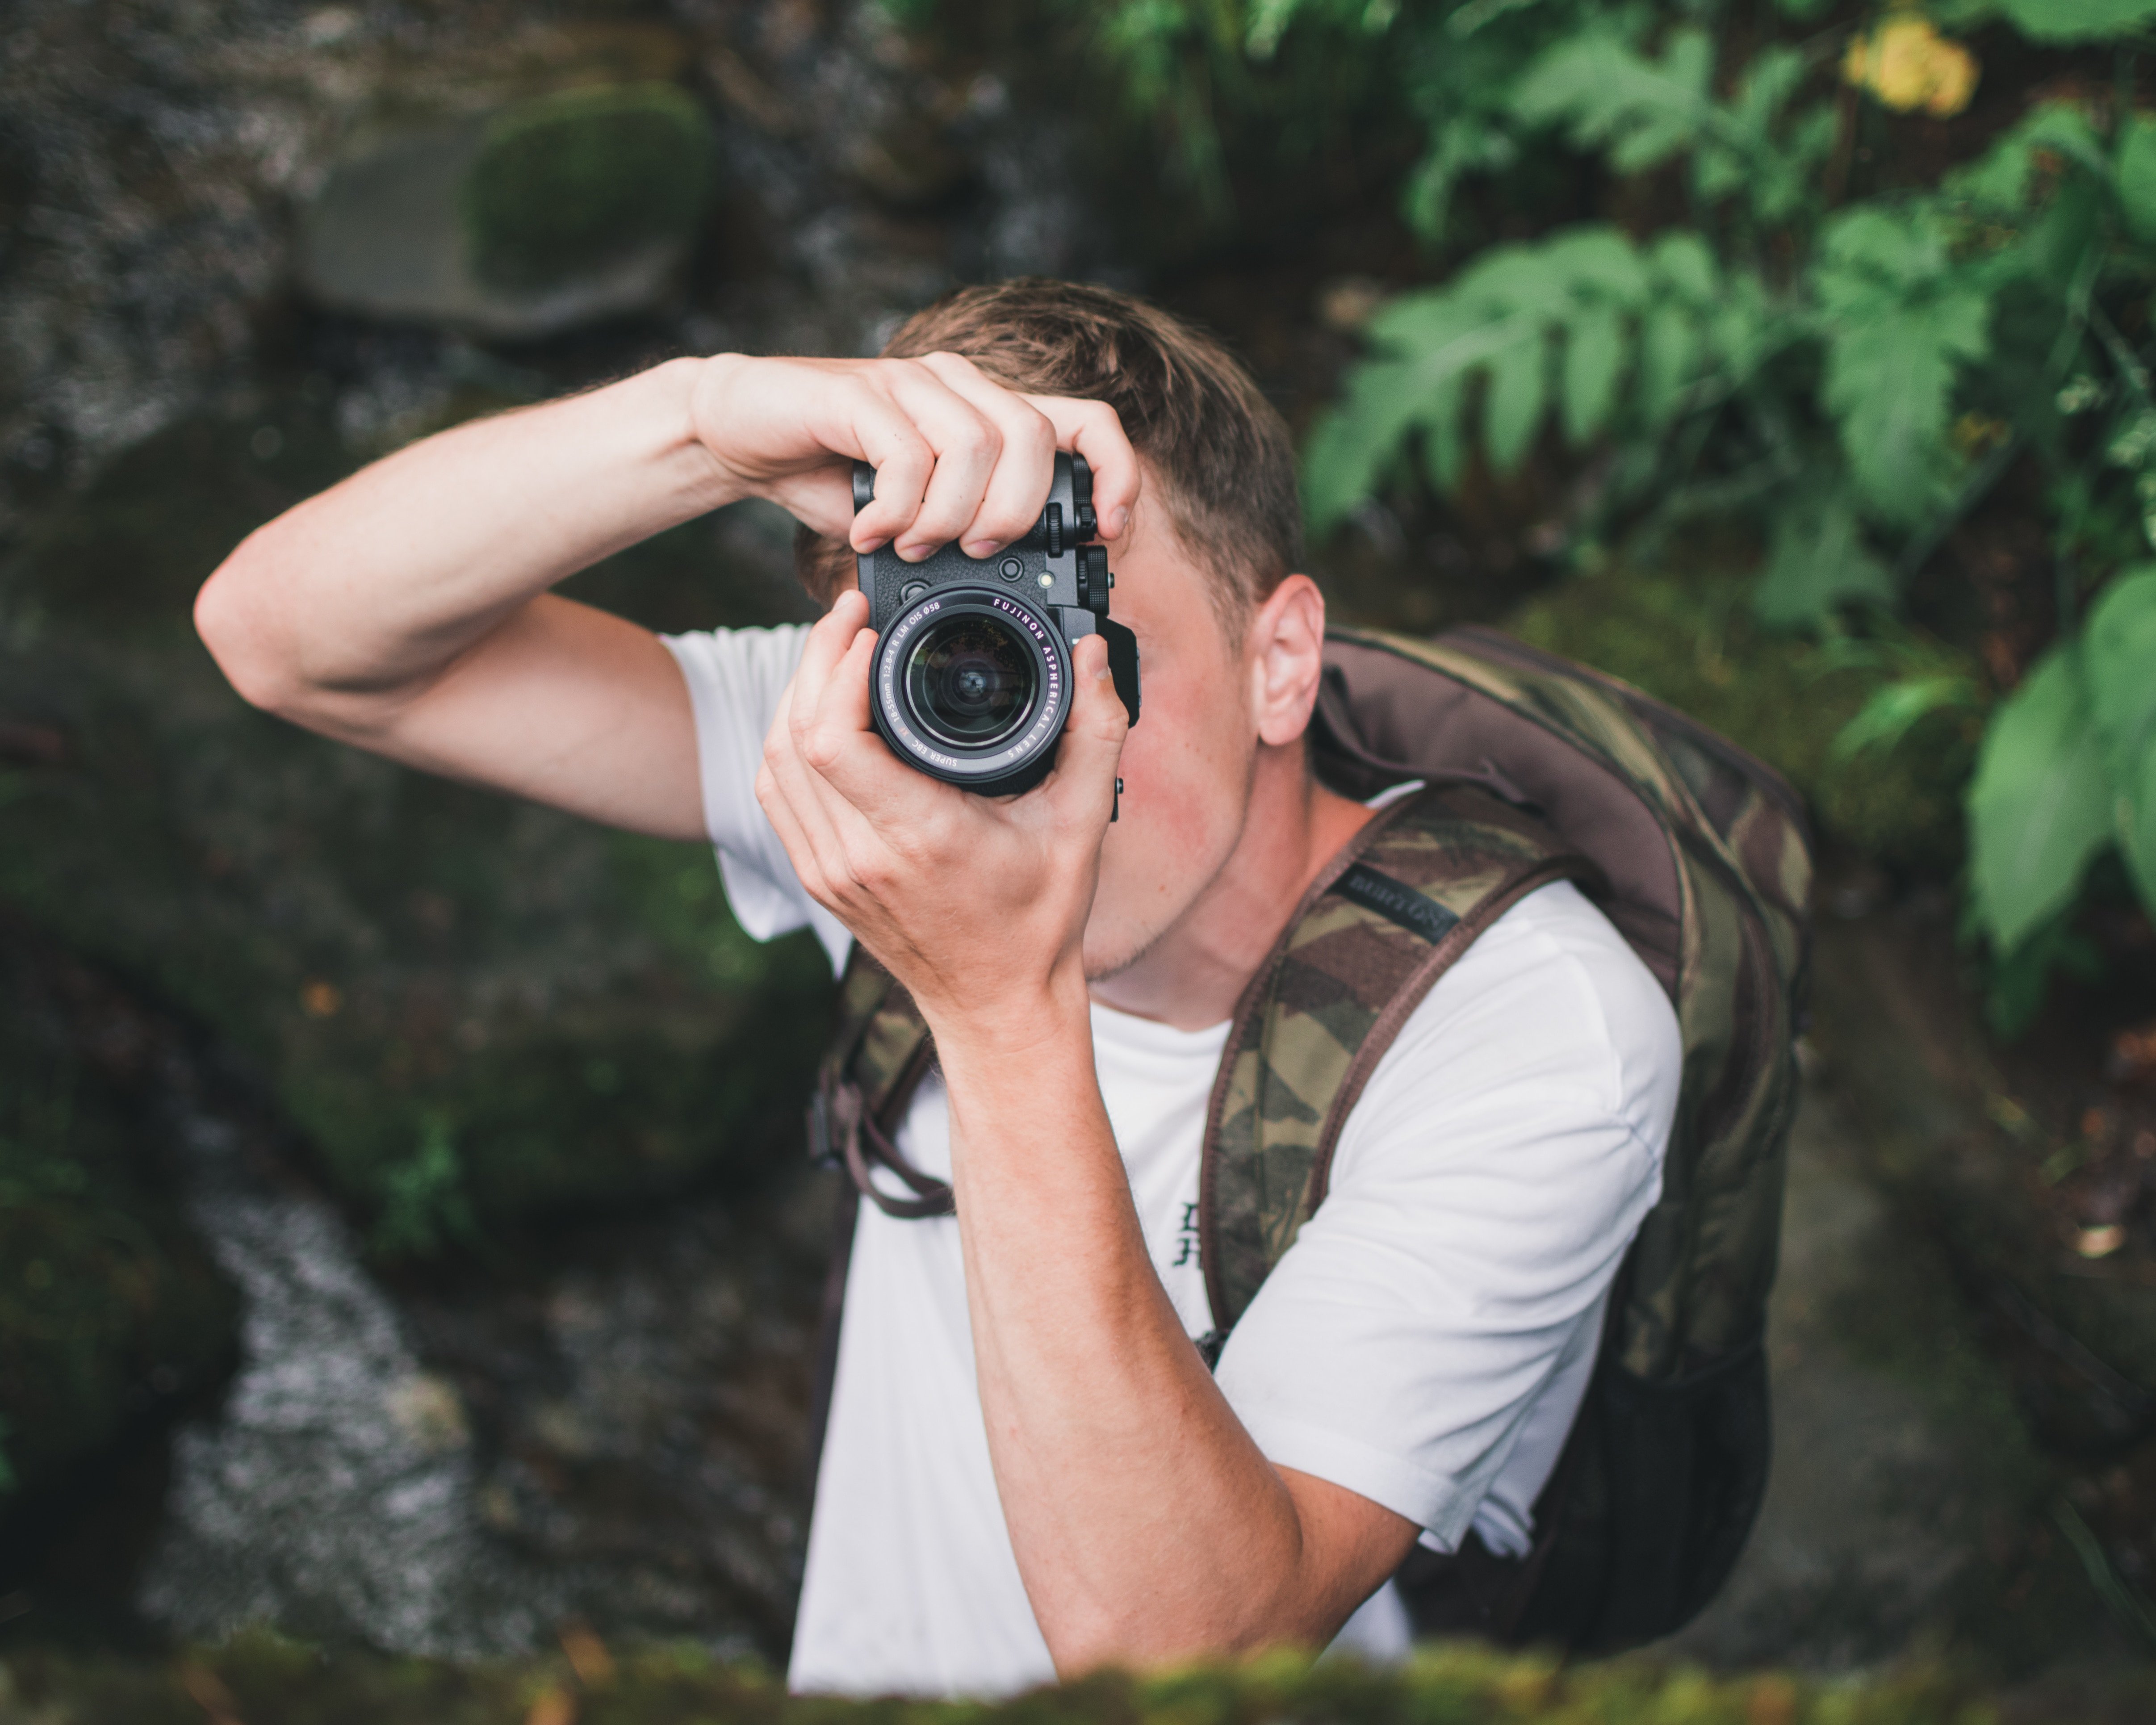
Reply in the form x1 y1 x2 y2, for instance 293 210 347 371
937 992 1363 1671
197 357 732 711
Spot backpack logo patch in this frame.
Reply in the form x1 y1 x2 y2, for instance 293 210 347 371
1331 862 1461 946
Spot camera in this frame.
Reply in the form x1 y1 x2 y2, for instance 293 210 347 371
854 452 1140 798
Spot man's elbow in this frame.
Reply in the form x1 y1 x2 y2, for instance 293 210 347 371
195 536 310 719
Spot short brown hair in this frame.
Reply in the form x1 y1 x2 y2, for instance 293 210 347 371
794 279 1302 625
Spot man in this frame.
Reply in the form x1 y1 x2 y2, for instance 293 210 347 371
195 280 1679 1696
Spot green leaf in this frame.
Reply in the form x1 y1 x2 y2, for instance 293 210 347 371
1561 305 1625 444
2120 114 2156 241
1511 29 1711 175
1968 645 2116 954
2083 568 2156 911
1948 102 2107 212
1753 493 1898 630
2083 566 2156 765
1480 330 1549 471
1637 303 1700 428
1401 113 1520 244
1420 375 1471 494
1830 674 1980 762
1995 0 2156 45
1813 210 1993 525
2120 744 2156 916
1649 231 1719 303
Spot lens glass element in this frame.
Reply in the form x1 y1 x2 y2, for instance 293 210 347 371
903 612 1037 749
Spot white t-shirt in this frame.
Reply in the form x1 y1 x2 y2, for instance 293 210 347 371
662 625 1681 1698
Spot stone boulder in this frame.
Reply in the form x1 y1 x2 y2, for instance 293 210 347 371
298 84 717 340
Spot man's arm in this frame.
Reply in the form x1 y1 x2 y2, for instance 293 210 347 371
194 354 1141 839
758 599 1419 1671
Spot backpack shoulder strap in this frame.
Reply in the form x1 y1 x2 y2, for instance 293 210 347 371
812 946 949 1218
1197 782 1604 1337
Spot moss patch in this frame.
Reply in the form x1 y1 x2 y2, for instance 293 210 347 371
0 1631 2079 1725
463 84 717 292
1503 566 1981 874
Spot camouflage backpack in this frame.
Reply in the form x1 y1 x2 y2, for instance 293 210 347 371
806 624 1811 1652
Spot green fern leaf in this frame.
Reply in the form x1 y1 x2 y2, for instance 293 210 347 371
1510 29 1712 176
1637 303 1701 428
1481 330 1549 471
1421 376 1471 494
1752 490 1897 629
1648 231 1719 302
1813 209 1991 524
1562 305 1626 444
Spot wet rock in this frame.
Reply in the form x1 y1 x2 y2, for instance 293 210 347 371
2 409 827 1250
299 85 717 340
1664 1078 2098 1674
134 1085 824 1658
0 928 238 1537
139 1107 564 1655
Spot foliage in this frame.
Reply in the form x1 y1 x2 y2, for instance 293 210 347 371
1507 564 1979 871
1061 0 2156 1024
0 1630 2096 1725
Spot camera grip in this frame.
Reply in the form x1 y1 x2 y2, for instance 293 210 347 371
1099 618 1141 729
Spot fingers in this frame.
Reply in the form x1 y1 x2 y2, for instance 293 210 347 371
916 354 1059 555
1041 632 1129 830
1024 395 1142 542
847 361 1141 559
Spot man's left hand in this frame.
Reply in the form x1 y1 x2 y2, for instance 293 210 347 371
755 588 1129 1041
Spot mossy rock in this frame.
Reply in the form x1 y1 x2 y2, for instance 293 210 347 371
462 83 716 293
1504 566 1980 874
0 1630 2091 1725
0 927 238 1517
0 408 826 1259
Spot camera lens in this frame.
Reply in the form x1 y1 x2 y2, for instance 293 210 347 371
903 613 1037 748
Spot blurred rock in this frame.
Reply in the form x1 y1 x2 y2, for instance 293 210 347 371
138 1125 561 1657
0 928 238 1538
299 85 717 339
0 408 826 1250
1664 1079 2096 1675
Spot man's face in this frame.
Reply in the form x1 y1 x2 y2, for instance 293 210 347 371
1079 495 1261 980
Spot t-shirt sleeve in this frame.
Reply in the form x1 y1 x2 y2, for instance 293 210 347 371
659 624 852 974
1211 880 1680 1553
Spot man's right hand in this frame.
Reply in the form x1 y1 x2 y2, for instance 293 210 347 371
193 353 1140 844
689 353 1139 562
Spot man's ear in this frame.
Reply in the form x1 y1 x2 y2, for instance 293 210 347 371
1249 574 1327 749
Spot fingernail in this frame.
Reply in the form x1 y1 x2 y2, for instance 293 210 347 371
1109 507 1129 537
962 540 996 558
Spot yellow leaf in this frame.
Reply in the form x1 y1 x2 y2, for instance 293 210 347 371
1843 18 1980 119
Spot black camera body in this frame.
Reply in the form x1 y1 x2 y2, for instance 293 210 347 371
854 452 1140 797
